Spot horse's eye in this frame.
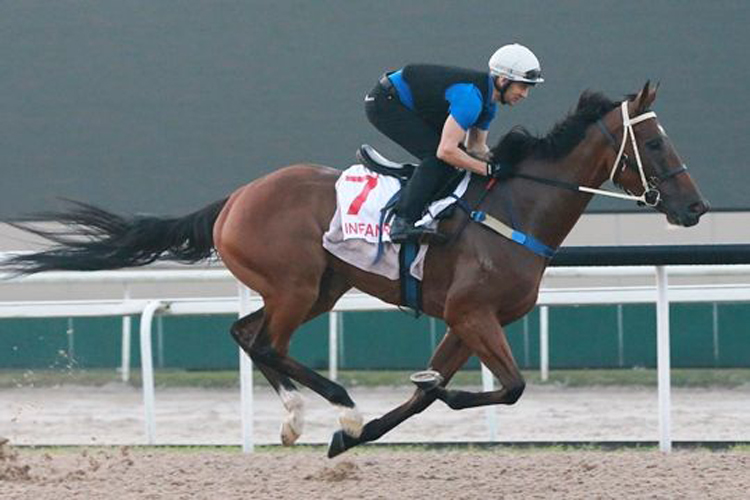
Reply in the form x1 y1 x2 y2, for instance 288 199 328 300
646 138 663 151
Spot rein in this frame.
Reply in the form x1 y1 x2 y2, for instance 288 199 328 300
453 100 688 258
507 101 686 207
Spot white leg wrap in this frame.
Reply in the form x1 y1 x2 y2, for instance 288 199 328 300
336 404 363 438
279 388 305 446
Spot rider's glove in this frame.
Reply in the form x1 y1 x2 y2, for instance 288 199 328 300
486 161 512 179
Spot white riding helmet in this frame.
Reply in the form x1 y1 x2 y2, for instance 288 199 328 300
488 43 544 84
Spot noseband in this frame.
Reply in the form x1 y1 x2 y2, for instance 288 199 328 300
595 101 687 207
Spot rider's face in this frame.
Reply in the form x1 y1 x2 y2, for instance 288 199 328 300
503 81 532 105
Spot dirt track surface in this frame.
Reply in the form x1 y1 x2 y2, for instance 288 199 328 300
3 384 750 498
2 445 749 499
2 384 750 445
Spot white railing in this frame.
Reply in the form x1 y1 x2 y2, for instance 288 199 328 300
1 264 750 453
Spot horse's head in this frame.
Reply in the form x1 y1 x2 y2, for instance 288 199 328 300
600 81 710 227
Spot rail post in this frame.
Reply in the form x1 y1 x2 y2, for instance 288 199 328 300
238 284 255 453
481 363 498 440
139 300 168 444
655 266 672 452
329 312 339 381
540 306 550 381
120 285 132 382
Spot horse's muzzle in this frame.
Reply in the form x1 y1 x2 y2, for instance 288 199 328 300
670 199 710 227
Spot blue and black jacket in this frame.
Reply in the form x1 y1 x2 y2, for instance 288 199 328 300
389 64 497 133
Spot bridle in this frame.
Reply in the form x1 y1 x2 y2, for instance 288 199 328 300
592 100 687 206
464 99 691 256
510 100 687 207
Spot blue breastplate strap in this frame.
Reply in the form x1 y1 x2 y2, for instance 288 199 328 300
470 210 557 259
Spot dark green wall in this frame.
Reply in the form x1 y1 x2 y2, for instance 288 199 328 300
1 1 747 219
1 304 748 370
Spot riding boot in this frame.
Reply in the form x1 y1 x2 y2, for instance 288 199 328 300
390 157 456 243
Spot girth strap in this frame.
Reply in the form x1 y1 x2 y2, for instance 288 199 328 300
398 242 422 316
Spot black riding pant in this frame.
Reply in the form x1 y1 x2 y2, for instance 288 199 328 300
365 76 458 220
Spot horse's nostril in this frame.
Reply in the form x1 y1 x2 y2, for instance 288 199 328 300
689 200 709 215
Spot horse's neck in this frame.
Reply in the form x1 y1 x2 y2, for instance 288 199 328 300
491 139 609 250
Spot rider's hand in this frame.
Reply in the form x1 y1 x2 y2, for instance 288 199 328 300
485 161 512 179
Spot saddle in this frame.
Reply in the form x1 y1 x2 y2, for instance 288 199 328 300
356 144 416 184
356 144 464 205
354 145 466 315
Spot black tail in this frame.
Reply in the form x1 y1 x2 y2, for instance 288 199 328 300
3 198 229 275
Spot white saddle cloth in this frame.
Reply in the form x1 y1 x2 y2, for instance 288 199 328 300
322 164 470 281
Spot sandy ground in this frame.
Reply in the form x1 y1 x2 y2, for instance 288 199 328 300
1 384 749 446
2 384 750 499
2 446 749 499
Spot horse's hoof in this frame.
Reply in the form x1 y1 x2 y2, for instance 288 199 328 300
327 429 359 459
279 389 305 445
336 405 363 438
410 370 444 391
280 414 303 446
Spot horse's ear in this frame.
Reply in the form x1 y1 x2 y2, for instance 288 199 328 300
652 81 661 101
635 80 657 112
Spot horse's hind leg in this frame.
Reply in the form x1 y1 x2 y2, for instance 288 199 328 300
300 270 362 436
251 292 365 438
231 269 363 439
231 308 305 445
328 329 473 458
215 169 360 440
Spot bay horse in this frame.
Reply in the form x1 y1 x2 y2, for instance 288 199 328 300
3 82 708 457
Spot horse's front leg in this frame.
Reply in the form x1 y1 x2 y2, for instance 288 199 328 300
328 329 472 458
434 307 526 410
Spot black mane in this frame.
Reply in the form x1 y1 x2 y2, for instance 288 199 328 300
491 90 619 166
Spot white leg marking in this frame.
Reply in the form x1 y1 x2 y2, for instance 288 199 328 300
336 404 363 438
279 388 305 446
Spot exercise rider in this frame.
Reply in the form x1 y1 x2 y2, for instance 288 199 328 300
364 43 544 243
